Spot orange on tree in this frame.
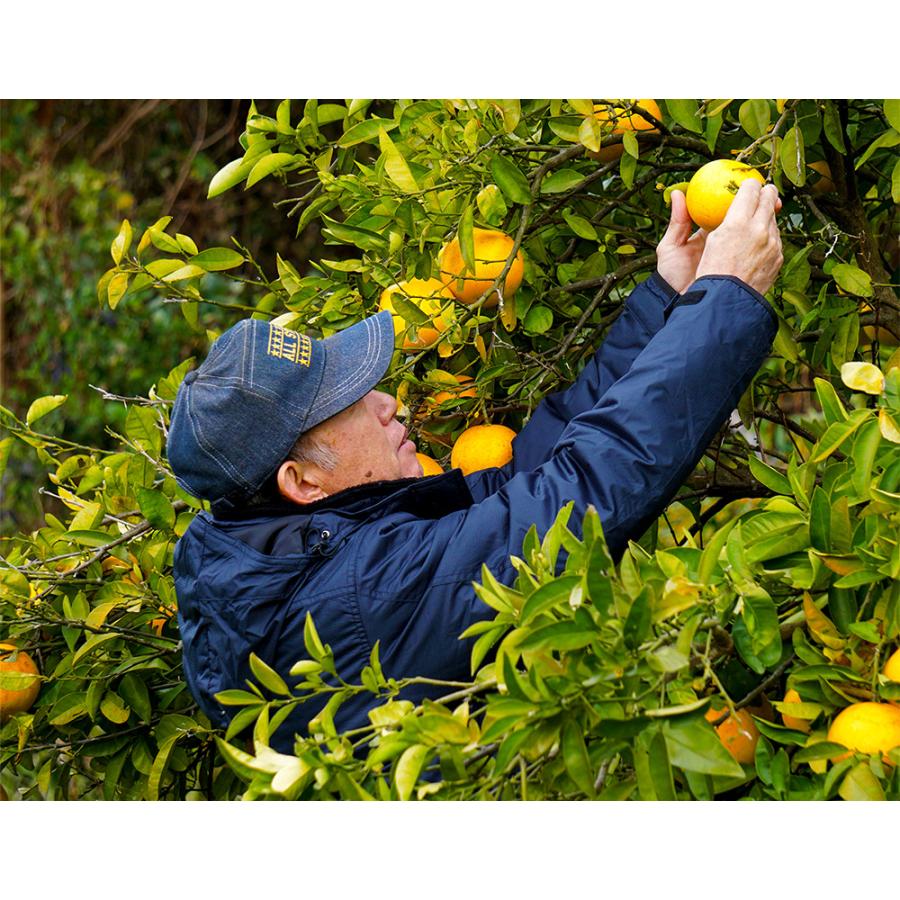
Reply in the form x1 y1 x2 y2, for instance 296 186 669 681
591 99 662 163
439 228 524 308
826 701 900 763
451 424 517 475
808 160 835 196
378 277 453 350
705 703 760 765
883 648 900 682
685 160 766 231
427 374 477 409
0 642 41 723
415 453 444 477
780 688 811 733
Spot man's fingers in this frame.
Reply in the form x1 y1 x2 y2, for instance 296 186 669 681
754 183 780 222
725 178 763 222
663 190 693 244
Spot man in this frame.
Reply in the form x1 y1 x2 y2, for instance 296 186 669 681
168 182 783 751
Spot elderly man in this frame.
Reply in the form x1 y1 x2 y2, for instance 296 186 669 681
168 183 783 751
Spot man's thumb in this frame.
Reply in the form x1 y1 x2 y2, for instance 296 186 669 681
665 189 693 242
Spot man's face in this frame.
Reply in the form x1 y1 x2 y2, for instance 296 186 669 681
310 390 423 492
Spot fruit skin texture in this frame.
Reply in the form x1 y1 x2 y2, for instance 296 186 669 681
781 688 811 733
685 160 766 231
0 642 41 723
826 701 900 763
883 648 900 682
591 99 661 163
439 228 524 307
415 453 444 477
378 277 453 349
451 424 517 476
705 705 760 765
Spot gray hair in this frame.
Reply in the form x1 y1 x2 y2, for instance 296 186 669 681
245 431 338 507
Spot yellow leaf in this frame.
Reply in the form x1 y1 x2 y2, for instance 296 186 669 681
879 409 900 444
803 593 845 650
840 361 884 395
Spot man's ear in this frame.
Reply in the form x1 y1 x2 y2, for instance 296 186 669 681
276 459 328 506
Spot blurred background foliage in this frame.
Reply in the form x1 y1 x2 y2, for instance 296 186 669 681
1 99 327 534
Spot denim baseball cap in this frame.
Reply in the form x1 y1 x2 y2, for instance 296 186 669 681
167 311 395 510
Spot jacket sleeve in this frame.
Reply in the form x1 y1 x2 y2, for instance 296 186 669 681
356 276 776 686
507 270 680 474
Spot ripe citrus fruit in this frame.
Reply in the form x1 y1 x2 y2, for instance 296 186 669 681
439 228 524 308
780 688 811 733
450 424 517 475
427 374 477 409
378 278 453 350
705 704 760 765
591 99 661 163
883 648 900 682
0 642 41 723
826 701 900 763
415 453 444 477
685 160 766 230
808 160 835 196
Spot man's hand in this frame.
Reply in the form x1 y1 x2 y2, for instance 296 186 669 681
655 189 707 294
693 180 784 296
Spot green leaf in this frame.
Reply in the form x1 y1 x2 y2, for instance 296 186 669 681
476 184 508 226
388 291 430 326
822 101 846 153
378 128 419 193
248 653 291 697
338 118 395 147
458 203 475 275
100 691 130 725
394 744 429 800
811 412 868 462
303 613 327 661
161 264 206 283
814 377 848 425
747 456 792 495
119 673 151 723
738 99 771 139
126 405 161 456
884 100 900 132
26 394 67 427
662 716 744 777
246 152 297 189
190 248 245 271
619 152 637 189
495 99 521 133
832 263 873 297
516 620 597 652
523 305 554 335
664 99 702 133
892 158 900 205
850 419 881 497
146 735 178 801
561 211 597 241
491 155 532 205
855 129 900 170
176 233 198 256
110 219 132 265
540 169 584 194
623 588 652 650
519 575 581 625
208 157 257 199
781 126 806 187
622 130 639 159
838 761 885 801
562 720 596 797
742 588 780 655
829 313 859 370
107 272 129 310
136 487 176 531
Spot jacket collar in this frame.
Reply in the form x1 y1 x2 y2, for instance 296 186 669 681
212 469 474 524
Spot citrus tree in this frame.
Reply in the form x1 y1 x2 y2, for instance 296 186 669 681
2 99 899 800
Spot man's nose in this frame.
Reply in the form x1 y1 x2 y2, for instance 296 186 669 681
371 390 398 424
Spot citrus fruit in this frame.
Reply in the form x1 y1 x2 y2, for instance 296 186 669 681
450 424 517 475
685 160 766 230
826 701 900 763
378 277 453 350
883 648 900 682
428 374 477 409
415 453 444 477
0 642 41 723
591 99 661 163
705 704 760 765
439 228 524 307
808 160 835 196
780 688 811 733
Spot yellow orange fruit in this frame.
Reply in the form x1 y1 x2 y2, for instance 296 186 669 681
150 605 176 637
0 642 41 723
883 648 900 682
450 424 517 475
808 160 835 196
439 228 524 308
781 688 811 733
591 99 661 163
685 160 766 230
827 701 900 763
705 704 760 765
378 278 453 350
415 453 444 477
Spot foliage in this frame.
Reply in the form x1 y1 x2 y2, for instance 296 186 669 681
1 99 898 800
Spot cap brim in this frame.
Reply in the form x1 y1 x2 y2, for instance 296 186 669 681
305 309 396 430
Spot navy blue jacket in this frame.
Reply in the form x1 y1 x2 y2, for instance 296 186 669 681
174 274 777 751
